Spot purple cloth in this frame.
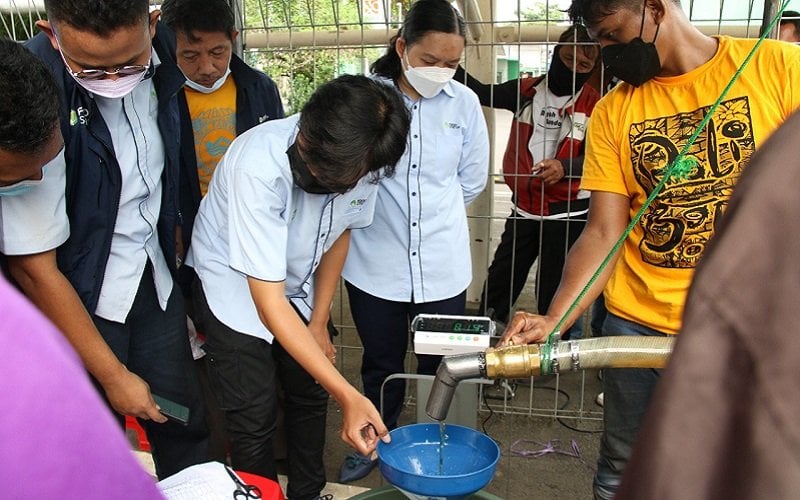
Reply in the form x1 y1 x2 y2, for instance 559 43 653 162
0 276 164 499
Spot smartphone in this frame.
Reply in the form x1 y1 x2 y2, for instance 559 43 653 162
153 394 190 426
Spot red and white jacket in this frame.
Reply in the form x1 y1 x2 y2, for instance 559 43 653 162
502 77 600 217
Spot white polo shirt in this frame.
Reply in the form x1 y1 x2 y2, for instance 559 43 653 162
186 114 379 342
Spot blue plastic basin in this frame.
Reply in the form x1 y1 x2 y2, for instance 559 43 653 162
377 423 500 500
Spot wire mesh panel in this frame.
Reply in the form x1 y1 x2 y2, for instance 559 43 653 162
1 0 796 495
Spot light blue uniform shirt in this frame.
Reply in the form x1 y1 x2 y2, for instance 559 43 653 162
343 78 490 303
92 57 172 322
0 152 69 256
186 114 379 342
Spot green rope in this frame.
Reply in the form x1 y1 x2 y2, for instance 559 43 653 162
547 0 792 342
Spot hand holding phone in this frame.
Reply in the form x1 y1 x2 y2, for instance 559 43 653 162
152 394 190 426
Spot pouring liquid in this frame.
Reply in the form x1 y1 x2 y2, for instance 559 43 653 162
438 421 448 475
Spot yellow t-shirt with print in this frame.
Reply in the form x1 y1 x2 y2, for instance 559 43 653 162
185 77 237 196
581 36 800 334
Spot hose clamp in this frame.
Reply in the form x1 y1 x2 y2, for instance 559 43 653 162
549 341 560 374
570 341 580 371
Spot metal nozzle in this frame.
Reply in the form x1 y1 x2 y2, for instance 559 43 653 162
425 351 486 421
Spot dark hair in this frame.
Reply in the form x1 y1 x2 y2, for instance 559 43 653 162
0 38 60 154
557 23 599 58
371 0 466 80
160 0 236 41
781 10 800 38
567 0 680 28
44 0 149 36
298 75 410 189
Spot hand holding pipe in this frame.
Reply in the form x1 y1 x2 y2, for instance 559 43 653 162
425 336 675 421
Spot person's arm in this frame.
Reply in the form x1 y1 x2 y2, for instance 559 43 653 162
307 230 351 361
454 66 526 112
499 191 630 344
458 96 491 205
7 251 166 422
247 277 388 455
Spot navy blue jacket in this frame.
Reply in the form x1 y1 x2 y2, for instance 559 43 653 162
176 53 284 251
25 24 185 313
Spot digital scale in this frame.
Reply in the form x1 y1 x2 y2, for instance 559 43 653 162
411 314 495 355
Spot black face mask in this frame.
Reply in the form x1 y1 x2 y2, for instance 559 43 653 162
601 6 661 87
287 142 334 194
547 46 592 96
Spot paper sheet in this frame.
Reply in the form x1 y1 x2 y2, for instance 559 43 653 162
157 461 244 499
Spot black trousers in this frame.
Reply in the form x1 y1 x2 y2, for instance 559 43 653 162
93 264 209 479
345 281 466 430
480 209 585 323
192 279 328 500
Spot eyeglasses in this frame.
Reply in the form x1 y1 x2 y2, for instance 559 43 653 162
70 65 149 81
52 27 150 80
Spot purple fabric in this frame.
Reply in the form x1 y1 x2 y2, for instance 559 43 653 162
0 276 164 499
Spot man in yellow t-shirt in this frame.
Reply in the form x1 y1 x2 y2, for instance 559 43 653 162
500 0 800 498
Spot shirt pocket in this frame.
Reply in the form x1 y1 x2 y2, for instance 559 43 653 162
434 131 464 172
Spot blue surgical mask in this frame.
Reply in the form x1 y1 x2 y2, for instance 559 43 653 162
0 178 42 197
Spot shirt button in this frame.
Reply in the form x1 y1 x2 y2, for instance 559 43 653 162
412 252 417 256
413 134 418 138
412 222 417 227
412 192 417 196
412 164 417 169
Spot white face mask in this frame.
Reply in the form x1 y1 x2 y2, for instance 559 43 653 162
184 66 232 94
402 53 455 99
0 178 42 197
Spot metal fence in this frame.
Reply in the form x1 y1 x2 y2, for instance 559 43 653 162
1 0 793 468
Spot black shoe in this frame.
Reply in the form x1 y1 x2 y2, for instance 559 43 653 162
338 452 378 483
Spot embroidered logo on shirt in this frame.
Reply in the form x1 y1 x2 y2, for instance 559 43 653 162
69 107 89 126
443 121 462 130
345 198 367 215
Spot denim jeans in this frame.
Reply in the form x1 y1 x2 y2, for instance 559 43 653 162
345 282 466 430
567 296 608 340
593 313 669 500
93 265 209 479
192 278 328 500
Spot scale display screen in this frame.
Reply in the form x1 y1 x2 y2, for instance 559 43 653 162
411 314 494 335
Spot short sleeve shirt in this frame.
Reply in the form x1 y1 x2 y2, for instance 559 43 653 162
186 114 379 342
580 36 800 334
0 151 69 255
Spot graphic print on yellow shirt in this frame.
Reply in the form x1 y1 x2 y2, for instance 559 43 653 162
630 95 752 269
580 36 800 334
185 76 237 196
